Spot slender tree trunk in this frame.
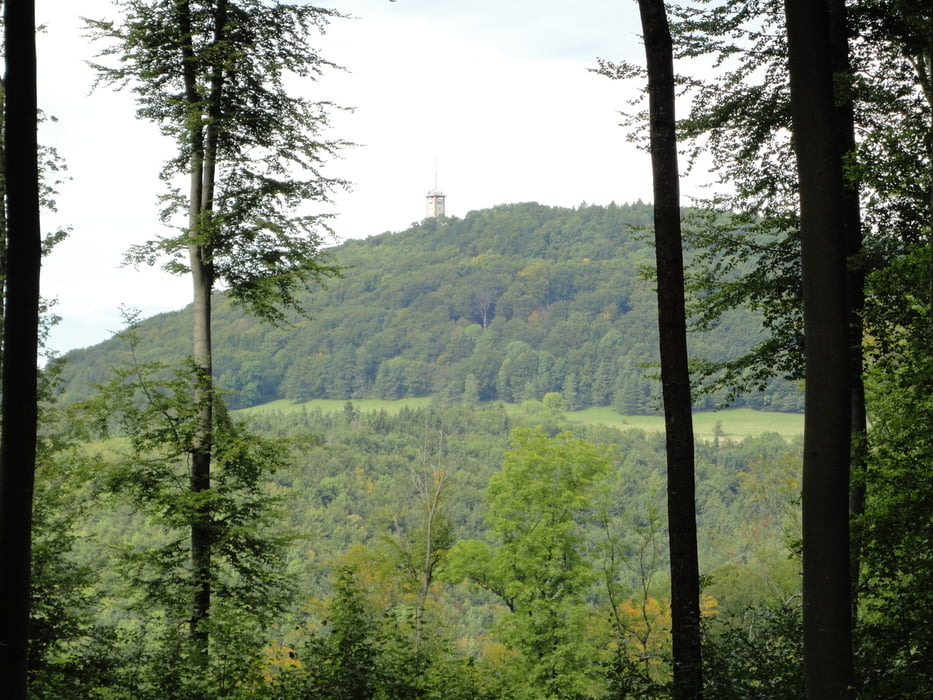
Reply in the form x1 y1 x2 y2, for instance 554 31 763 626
0 0 42 696
784 0 855 696
926 38 933 323
177 0 213 660
184 1 228 663
636 1 702 696
912 30 933 321
0 78 7 316
413 467 447 650
188 251 213 664
202 0 226 214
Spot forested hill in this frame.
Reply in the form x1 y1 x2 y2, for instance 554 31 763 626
57 201 802 411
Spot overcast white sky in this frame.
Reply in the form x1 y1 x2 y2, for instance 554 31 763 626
35 0 680 355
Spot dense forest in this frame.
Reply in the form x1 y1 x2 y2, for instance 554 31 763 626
31 392 805 698
57 201 804 413
4 0 933 698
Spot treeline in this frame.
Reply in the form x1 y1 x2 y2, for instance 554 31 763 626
56 202 804 413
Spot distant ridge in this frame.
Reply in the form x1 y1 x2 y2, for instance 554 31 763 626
57 202 803 412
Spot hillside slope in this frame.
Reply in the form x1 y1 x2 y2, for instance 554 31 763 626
57 201 802 411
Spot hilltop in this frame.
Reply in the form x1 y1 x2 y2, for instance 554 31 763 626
57 201 802 412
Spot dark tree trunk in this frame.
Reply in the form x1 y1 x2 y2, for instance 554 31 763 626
0 77 7 311
636 1 703 696
0 0 43 696
784 0 855 696
188 262 212 664
826 0 867 615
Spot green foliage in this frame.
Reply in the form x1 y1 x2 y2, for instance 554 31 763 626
86 0 347 323
289 566 487 700
296 567 384 699
596 1 808 404
29 0 933 694
702 604 804 699
857 323 933 696
605 6 933 691
28 368 114 695
14 355 121 694
444 428 614 699
648 0 933 414
72 332 296 695
28 452 102 693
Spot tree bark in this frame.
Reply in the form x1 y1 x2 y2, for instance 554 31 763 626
178 0 213 660
784 0 855 696
827 0 868 615
635 1 703 696
0 0 42 696
0 78 7 316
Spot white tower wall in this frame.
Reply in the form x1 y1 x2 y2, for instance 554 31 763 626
426 190 446 218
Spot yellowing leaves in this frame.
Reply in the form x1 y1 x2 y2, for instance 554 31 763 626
517 262 549 278
614 594 718 659
701 593 719 618
262 641 303 683
616 596 671 659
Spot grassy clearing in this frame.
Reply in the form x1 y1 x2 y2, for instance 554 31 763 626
239 396 434 416
241 398 803 441
567 406 804 442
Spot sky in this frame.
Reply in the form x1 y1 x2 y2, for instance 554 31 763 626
35 0 683 355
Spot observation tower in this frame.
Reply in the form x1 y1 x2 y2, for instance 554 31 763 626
425 189 446 218
425 161 445 218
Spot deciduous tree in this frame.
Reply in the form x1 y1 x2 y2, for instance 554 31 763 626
634 0 703 695
87 0 346 662
79 324 295 694
784 0 855 694
444 428 612 699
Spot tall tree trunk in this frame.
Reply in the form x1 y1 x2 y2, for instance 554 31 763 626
177 0 213 661
0 78 7 319
827 0 867 615
636 1 703 696
925 37 933 323
201 0 226 215
188 244 212 664
185 1 227 663
784 0 855 696
0 0 42 696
